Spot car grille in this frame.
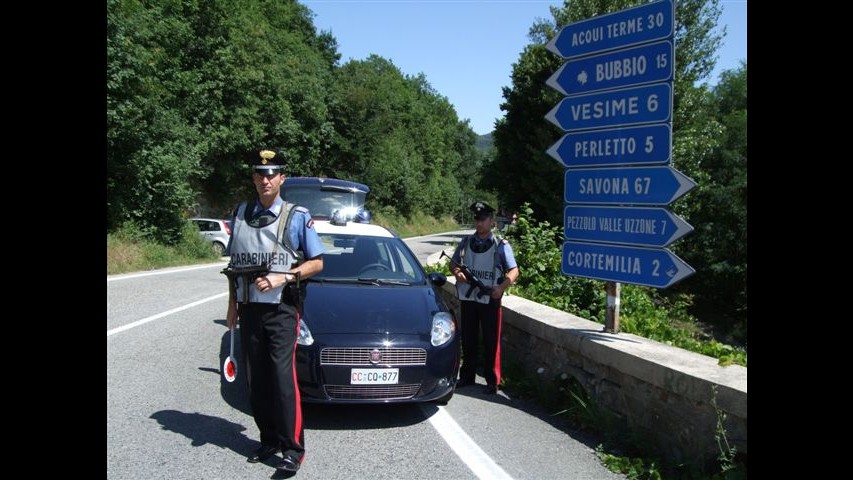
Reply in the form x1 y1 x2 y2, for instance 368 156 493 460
320 347 427 366
325 384 421 400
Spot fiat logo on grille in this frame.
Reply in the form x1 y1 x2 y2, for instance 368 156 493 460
369 349 382 364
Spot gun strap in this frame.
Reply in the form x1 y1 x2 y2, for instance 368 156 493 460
273 202 295 257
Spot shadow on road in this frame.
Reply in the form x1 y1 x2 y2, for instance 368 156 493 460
149 409 255 456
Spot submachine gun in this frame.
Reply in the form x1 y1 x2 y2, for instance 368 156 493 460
440 251 494 300
221 261 271 304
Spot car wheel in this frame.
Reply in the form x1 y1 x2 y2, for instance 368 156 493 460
212 242 226 256
433 389 453 406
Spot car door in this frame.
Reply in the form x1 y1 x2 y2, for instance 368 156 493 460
194 220 214 242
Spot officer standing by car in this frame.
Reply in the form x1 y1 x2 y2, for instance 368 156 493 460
225 149 324 474
450 201 519 394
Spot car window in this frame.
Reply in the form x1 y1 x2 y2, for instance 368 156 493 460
283 186 367 220
315 234 423 282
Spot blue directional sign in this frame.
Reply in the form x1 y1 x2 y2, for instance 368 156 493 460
564 205 693 247
545 82 671 132
565 166 695 205
562 241 694 288
547 124 671 168
547 0 674 59
547 40 673 96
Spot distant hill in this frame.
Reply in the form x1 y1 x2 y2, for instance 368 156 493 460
475 133 493 152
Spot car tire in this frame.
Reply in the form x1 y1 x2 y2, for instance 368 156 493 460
212 242 226 256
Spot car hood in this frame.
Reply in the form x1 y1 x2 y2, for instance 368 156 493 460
302 282 441 335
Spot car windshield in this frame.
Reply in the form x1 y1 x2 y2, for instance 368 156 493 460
283 185 367 220
313 233 425 283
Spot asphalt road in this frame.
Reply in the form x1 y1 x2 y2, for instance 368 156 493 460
107 231 623 479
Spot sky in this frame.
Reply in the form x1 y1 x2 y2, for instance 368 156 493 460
304 0 747 136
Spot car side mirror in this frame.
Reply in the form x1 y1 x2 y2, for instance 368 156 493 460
428 272 447 286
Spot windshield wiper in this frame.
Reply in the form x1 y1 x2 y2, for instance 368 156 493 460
357 278 411 286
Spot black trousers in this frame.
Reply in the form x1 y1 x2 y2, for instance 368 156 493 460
238 301 304 463
459 299 503 386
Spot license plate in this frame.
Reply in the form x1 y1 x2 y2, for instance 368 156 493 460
350 368 399 385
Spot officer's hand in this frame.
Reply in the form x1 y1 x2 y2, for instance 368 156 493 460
491 285 504 300
454 270 468 284
254 273 287 292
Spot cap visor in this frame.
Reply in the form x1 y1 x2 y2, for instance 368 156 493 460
253 167 280 176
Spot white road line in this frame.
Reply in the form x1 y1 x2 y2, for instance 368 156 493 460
421 405 513 480
107 292 228 337
107 263 227 282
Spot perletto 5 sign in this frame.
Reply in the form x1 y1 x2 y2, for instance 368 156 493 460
547 124 671 168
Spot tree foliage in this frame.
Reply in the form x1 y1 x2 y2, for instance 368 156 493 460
677 62 747 335
325 56 482 218
107 0 482 238
108 0 340 241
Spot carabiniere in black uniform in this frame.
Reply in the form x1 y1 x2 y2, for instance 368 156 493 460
451 201 519 395
225 149 324 473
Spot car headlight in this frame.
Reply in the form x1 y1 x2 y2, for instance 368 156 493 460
431 312 455 346
298 318 314 346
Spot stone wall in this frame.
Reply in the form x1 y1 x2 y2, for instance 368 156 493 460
438 280 747 466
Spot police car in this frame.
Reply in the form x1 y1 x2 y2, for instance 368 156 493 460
285 179 459 404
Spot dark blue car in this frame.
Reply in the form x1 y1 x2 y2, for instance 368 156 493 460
294 219 459 404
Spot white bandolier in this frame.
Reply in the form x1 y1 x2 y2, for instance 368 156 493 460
455 236 504 305
229 201 303 304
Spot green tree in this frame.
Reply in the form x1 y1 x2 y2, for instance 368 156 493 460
107 0 338 240
107 0 208 241
678 62 747 338
326 55 478 218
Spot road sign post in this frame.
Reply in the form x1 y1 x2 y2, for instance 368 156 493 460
546 0 689 334
605 281 621 333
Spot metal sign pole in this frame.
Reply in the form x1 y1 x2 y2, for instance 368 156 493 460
604 281 621 333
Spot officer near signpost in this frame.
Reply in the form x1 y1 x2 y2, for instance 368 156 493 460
224 149 324 474
450 201 519 394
